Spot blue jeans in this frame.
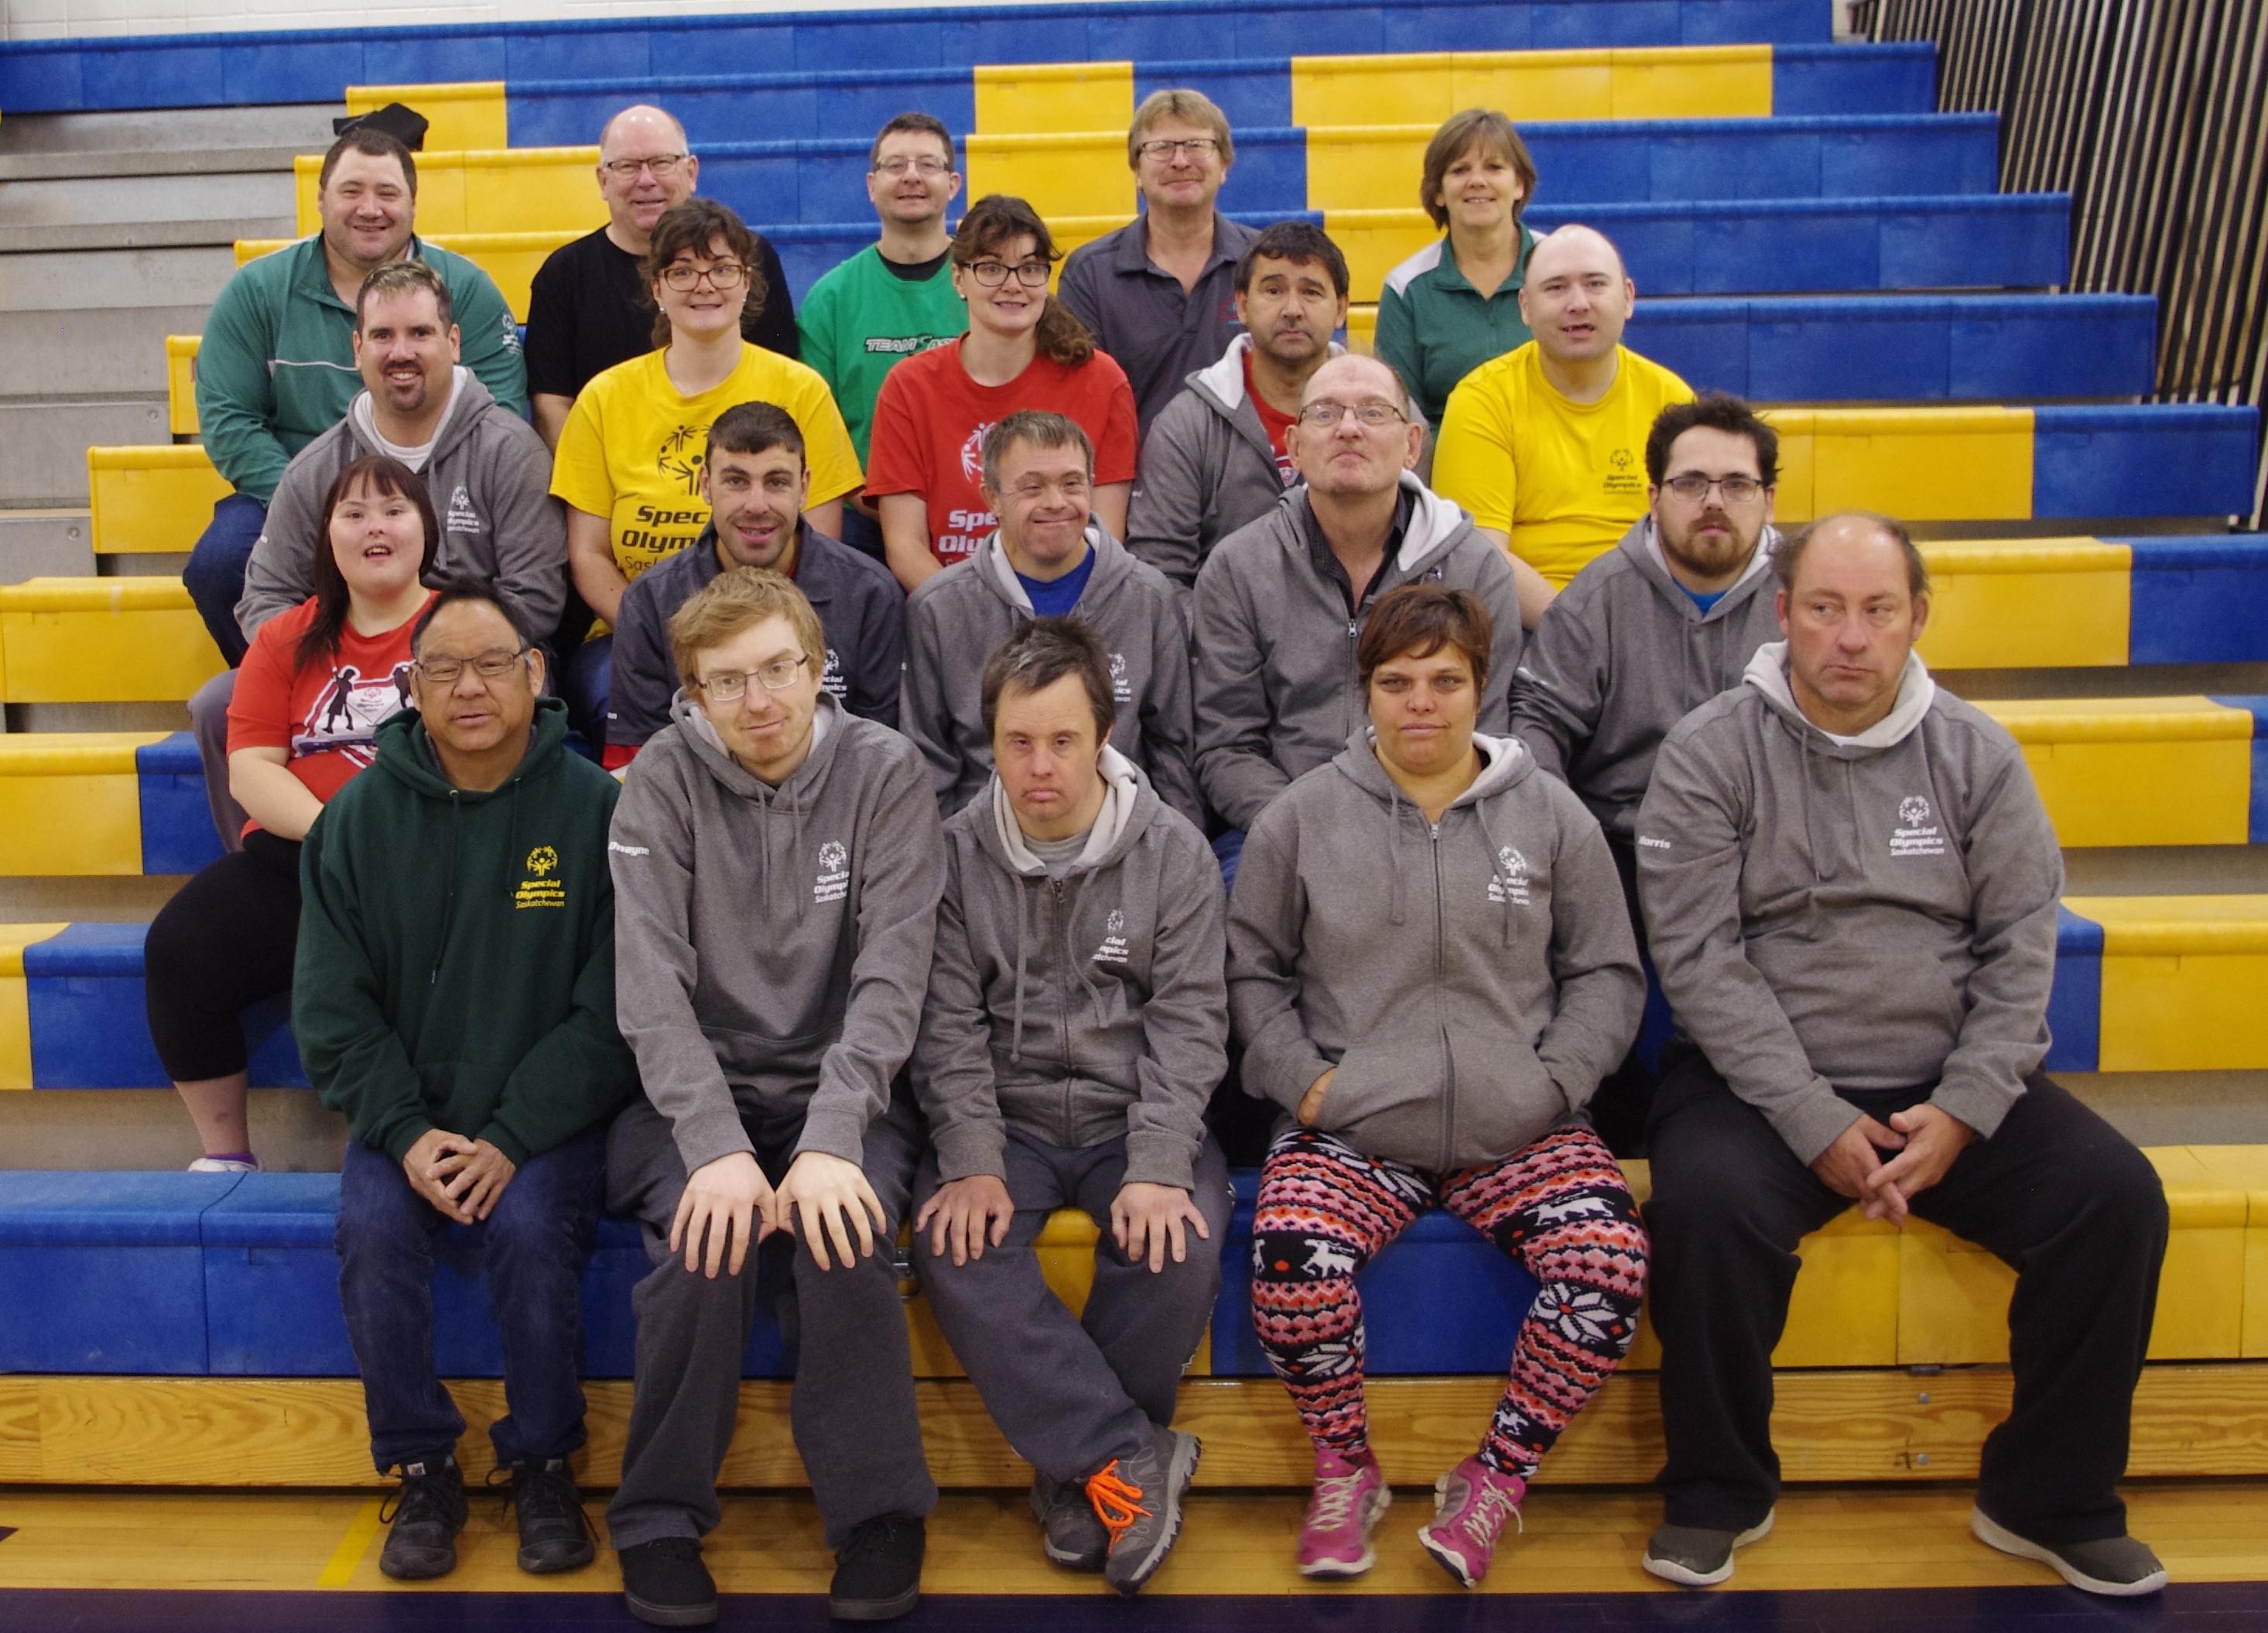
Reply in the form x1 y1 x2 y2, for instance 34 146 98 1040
562 635 612 756
336 1125 607 1473
183 492 267 666
1211 827 1244 890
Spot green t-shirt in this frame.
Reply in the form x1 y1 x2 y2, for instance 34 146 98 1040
796 244 968 464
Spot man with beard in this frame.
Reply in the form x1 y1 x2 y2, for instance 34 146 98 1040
1510 393 1783 1152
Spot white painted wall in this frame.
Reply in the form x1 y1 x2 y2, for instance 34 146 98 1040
1 0 1064 46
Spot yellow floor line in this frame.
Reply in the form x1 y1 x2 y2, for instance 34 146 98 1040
316 1497 385 1587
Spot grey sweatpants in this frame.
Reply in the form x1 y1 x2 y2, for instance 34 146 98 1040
189 668 251 851
602 1090 938 1553
914 1128 1233 1486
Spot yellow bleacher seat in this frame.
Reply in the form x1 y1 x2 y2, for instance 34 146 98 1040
165 335 200 436
1331 212 1441 301
2187 1145 2268 1357
1290 44 1774 128
1761 406 2035 522
965 132 1132 222
0 734 168 875
0 923 70 1090
2065 897 2268 1073
344 81 508 152
1977 697 2254 847
974 61 1135 136
0 578 225 705
294 148 603 239
87 445 231 556
1915 538 2132 669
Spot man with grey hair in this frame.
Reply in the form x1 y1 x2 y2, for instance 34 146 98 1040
1636 511 2169 1598
1059 89 1260 436
524 102 798 449
901 410 1201 827
1192 351 1521 877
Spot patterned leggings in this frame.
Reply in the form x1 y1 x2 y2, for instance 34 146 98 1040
1250 1123 1648 1480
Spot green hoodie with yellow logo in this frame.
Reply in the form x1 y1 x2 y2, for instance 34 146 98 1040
296 697 638 1166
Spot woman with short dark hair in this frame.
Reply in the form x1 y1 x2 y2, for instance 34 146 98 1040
1228 581 1650 1587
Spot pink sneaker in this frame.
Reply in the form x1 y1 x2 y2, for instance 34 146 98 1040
1295 1447 1391 1577
1417 1455 1526 1587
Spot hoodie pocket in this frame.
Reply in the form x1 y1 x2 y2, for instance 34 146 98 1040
703 1024 831 1090
1442 1026 1568 1168
416 1060 508 1140
1317 1022 1450 1169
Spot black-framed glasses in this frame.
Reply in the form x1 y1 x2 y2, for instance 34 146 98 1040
659 261 748 291
694 654 809 701
965 259 1052 288
1137 137 1220 161
414 646 528 685
1296 399 1407 428
601 153 687 178
1662 474 1765 503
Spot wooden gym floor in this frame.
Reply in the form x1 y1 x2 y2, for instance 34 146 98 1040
2 1481 2266 1629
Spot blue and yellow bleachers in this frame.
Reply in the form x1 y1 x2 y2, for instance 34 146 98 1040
0 579 224 704
0 737 219 878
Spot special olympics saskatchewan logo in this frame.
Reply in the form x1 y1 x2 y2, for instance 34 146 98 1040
819 840 848 871
1899 797 1931 827
525 845 559 876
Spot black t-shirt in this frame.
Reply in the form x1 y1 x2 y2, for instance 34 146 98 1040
522 225 800 399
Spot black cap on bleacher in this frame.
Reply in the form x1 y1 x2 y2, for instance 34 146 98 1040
332 102 429 151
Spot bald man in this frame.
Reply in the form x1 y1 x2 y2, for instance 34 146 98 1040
1432 225 1692 626
1633 512 2169 1598
1192 353 1522 855
525 104 799 449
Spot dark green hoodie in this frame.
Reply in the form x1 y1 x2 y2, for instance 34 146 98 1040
296 697 638 1166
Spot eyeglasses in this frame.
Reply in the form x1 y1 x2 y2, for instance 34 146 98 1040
873 156 953 177
659 261 748 291
695 654 809 701
1662 474 1766 503
965 259 1052 288
1296 399 1408 428
414 646 528 685
601 153 688 178
1137 137 1220 161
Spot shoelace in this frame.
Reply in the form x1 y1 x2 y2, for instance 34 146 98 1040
1308 1467 1373 1532
380 1470 460 1529
505 1464 591 1535
1084 1461 1152 1547
841 1516 915 1562
1453 1477 1524 1548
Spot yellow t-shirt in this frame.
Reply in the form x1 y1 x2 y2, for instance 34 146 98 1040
1432 342 1694 587
549 343 864 586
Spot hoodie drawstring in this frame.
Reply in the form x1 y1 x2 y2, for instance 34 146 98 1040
1474 804 1517 949
1384 779 1410 927
1009 878 1030 1065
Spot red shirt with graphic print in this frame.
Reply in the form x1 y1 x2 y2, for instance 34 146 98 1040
227 591 436 836
864 337 1139 569
1243 351 1299 488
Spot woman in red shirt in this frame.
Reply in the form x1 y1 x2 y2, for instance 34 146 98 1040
148 454 441 1170
866 194 1140 591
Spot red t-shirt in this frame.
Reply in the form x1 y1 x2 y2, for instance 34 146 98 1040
227 592 435 835
1244 351 1299 488
864 337 1140 567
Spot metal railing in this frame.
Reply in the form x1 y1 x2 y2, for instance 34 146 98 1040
1859 0 2268 526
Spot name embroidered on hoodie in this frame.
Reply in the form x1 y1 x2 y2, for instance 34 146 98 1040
1487 845 1533 906
1093 906 1131 965
814 838 850 903
514 844 566 909
1890 795 1946 858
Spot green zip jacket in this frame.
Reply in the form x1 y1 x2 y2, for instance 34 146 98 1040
197 234 527 505
296 698 638 1166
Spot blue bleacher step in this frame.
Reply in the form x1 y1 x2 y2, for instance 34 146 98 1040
26 922 306 1089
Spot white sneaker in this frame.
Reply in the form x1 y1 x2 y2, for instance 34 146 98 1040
187 1155 260 1173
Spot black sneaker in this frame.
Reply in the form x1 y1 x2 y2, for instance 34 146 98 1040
378 1454 467 1580
1640 1509 1775 1587
507 1457 596 1574
1031 1473 1108 1571
1092 1425 1201 1597
619 1536 718 1627
830 1514 925 1621
1971 1507 2169 1596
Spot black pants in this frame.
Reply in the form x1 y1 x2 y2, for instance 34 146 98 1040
143 827 302 1082
1585 836 1655 1157
1643 1046 2167 1545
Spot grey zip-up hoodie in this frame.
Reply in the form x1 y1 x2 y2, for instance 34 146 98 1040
1193 472 1523 832
1636 642 2062 1165
1513 515 1782 844
1229 731 1644 1171
900 522 1202 829
238 368 569 644
609 690 946 1174
1125 332 1342 595
913 746 1227 1192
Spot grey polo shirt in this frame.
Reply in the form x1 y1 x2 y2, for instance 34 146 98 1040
1059 213 1262 439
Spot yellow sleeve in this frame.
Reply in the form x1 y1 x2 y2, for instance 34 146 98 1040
1432 365 1517 536
785 361 865 508
549 377 618 519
